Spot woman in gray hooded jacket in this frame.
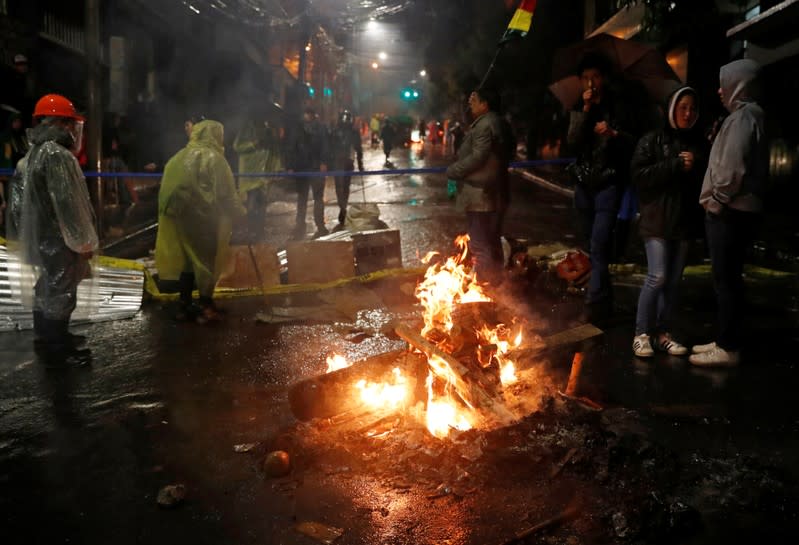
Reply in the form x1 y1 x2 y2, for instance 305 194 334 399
689 59 768 367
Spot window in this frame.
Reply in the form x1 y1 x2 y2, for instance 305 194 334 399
745 4 761 20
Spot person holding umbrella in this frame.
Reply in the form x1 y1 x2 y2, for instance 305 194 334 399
566 52 636 321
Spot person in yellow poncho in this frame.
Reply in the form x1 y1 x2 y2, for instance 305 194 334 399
155 119 246 323
233 119 283 242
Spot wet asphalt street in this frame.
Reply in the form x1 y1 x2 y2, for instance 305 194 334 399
2 142 799 544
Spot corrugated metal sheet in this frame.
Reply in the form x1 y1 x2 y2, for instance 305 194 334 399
0 244 144 332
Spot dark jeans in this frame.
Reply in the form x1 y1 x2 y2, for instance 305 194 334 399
575 184 620 304
466 211 502 283
635 238 689 335
334 160 353 224
705 209 759 351
246 189 266 242
295 176 325 230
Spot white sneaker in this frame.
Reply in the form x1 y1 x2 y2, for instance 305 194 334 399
691 341 717 354
633 334 654 358
688 346 740 367
655 333 689 356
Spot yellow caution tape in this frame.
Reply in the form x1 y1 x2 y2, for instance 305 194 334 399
5 235 792 300
610 262 796 279
96 255 146 271
145 267 427 301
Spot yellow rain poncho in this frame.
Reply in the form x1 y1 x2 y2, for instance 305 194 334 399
233 120 283 199
155 120 246 296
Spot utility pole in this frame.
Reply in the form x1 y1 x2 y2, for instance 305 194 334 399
85 0 103 242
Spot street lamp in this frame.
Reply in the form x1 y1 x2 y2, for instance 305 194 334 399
419 69 427 77
371 61 379 69
378 51 387 61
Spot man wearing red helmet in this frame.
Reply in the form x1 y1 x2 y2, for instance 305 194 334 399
9 93 98 367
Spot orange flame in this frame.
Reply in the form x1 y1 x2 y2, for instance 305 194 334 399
425 364 475 438
355 367 409 410
478 324 523 386
415 235 490 338
326 353 350 373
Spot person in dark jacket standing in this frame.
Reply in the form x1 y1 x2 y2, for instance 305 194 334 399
328 110 364 230
630 86 707 358
284 107 328 239
1 114 29 170
567 53 636 320
689 59 768 367
446 87 513 283
380 120 396 166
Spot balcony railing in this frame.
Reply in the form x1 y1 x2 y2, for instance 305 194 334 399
40 11 85 54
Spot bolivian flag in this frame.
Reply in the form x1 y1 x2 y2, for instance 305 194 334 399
500 0 537 43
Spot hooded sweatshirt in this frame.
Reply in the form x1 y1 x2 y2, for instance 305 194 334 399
699 59 768 214
631 86 707 239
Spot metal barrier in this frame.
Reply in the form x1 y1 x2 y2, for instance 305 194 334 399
0 243 144 332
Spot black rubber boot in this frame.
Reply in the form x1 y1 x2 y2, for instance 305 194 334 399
174 273 201 321
35 318 91 368
33 310 45 340
33 312 86 346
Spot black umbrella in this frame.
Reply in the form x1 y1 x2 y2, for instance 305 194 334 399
549 33 681 110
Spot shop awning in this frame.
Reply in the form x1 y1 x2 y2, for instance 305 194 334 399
726 0 799 48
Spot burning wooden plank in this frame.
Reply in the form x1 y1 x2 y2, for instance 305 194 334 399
395 323 516 426
288 324 603 425
509 323 603 368
288 350 426 421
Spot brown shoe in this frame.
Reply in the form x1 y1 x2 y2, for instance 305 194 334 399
196 306 224 325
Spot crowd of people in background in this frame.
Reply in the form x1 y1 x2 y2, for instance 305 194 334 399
0 44 769 370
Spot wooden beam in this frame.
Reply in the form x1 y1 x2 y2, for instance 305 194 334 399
395 324 516 426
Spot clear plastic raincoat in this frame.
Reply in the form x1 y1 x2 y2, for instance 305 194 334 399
9 121 99 320
233 120 283 199
155 120 246 297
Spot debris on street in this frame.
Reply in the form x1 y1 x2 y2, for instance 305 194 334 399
156 484 186 508
294 521 345 544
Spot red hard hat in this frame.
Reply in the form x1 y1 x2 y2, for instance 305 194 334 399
33 94 85 121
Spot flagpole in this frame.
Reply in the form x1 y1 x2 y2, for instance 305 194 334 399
477 0 536 89
478 44 507 89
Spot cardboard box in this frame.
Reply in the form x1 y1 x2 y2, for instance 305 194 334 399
217 244 281 289
286 240 355 284
351 229 402 274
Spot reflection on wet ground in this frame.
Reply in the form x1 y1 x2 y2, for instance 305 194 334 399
2 142 799 543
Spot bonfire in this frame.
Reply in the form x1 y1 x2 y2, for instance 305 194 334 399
323 235 526 438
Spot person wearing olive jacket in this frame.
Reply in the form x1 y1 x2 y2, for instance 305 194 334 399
446 87 514 284
630 86 708 358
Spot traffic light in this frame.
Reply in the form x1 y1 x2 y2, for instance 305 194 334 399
401 87 420 101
